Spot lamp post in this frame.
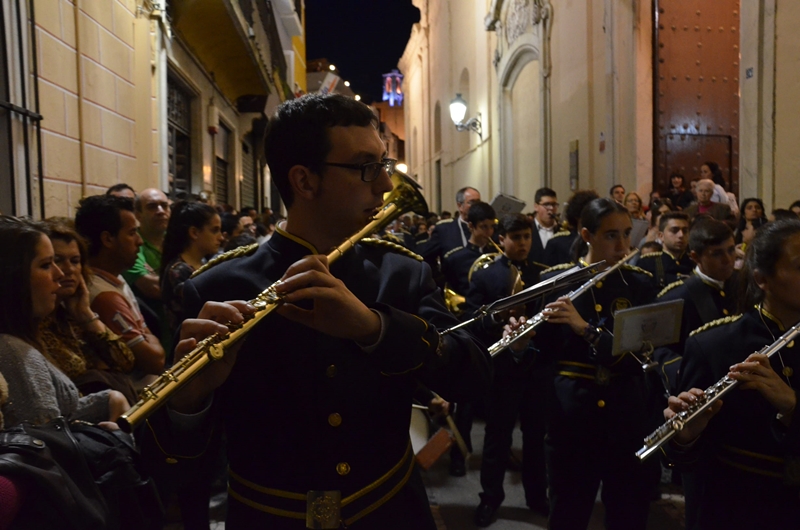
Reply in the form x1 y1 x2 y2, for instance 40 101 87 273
449 93 482 139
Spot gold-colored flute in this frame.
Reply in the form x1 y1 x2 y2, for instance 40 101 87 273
118 173 427 432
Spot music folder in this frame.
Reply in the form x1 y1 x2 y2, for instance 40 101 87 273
611 299 683 356
490 193 526 216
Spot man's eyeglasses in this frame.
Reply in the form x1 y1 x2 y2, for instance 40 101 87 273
322 158 397 182
538 201 559 208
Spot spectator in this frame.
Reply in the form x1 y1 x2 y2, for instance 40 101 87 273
683 179 736 228
240 214 256 237
699 162 729 204
771 209 799 222
0 216 128 428
735 198 768 247
260 207 274 227
74 195 166 380
241 207 258 222
624 192 646 220
123 188 170 301
639 198 674 248
223 233 258 253
667 173 694 210
106 183 136 200
641 241 662 254
160 201 223 335
609 184 625 204
440 210 452 220
789 200 800 218
39 219 138 404
220 212 244 251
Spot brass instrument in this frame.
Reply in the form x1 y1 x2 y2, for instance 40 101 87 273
636 320 800 461
118 172 428 432
486 249 639 357
443 287 467 315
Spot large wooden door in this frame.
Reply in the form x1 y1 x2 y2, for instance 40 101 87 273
654 0 740 196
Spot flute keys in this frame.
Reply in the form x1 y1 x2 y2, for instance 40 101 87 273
595 304 603 313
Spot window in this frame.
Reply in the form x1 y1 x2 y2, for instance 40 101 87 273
215 123 231 206
240 135 257 210
167 78 192 199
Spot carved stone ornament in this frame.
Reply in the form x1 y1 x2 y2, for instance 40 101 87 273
505 0 544 47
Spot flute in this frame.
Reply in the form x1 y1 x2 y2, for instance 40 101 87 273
636 320 800 461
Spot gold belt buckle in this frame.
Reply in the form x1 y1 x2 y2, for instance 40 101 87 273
306 490 341 529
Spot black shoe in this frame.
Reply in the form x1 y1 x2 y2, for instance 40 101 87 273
474 501 498 527
449 460 466 477
527 497 549 516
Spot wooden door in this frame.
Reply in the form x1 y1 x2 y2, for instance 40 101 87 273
654 0 740 196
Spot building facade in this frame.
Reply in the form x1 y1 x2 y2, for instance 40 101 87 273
0 0 305 218
400 0 798 215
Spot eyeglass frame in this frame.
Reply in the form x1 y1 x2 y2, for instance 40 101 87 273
321 158 398 182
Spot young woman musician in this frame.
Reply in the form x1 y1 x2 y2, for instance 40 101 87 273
511 198 660 529
667 219 800 529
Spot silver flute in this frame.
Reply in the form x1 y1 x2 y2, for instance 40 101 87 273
486 249 639 357
636 320 800 461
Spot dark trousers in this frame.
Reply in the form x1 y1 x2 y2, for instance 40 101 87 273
546 432 655 530
449 401 475 465
479 372 547 507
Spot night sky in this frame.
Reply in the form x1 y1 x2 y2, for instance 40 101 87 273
305 0 421 103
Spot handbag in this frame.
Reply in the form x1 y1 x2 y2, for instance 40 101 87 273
0 417 162 529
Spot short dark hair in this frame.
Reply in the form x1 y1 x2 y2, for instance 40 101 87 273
658 211 690 232
772 209 799 221
42 217 91 284
564 190 599 228
224 233 257 253
264 93 377 208
456 187 478 205
74 195 135 257
534 188 557 204
688 219 734 255
609 184 625 196
0 216 50 344
790 200 800 211
220 212 241 236
497 213 532 236
106 183 134 196
467 201 496 227
641 241 663 254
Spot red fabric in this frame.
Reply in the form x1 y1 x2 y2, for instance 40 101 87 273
0 476 23 529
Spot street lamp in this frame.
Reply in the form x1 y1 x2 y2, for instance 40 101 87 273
396 163 408 173
449 93 482 139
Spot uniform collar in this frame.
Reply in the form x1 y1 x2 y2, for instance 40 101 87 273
694 266 725 290
663 248 686 262
269 227 319 260
758 304 786 332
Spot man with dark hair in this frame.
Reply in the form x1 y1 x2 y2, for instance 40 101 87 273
466 213 550 525
74 195 165 378
415 186 482 276
170 93 488 529
543 190 599 266
610 184 625 204
441 201 496 297
528 187 559 266
637 211 693 288
655 219 738 394
219 212 244 252
106 183 135 199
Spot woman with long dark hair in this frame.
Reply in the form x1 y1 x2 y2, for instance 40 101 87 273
160 201 223 334
0 216 128 428
734 198 768 247
668 219 800 528
667 173 695 210
513 198 660 529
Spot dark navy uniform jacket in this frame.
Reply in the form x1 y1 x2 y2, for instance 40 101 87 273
414 218 469 262
535 262 659 446
654 272 739 393
637 249 694 289
440 242 487 298
180 230 490 527
671 308 800 529
542 229 577 267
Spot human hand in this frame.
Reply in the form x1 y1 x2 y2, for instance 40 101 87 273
428 396 450 417
169 301 254 412
274 255 381 343
504 315 536 354
729 353 796 420
543 296 588 336
107 390 130 421
664 388 723 445
63 275 94 323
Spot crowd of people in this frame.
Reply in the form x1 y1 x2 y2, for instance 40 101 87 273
1 92 800 529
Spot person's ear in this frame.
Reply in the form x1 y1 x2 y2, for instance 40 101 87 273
188 226 199 241
287 165 320 202
689 250 700 264
753 268 769 296
100 231 115 249
580 226 592 244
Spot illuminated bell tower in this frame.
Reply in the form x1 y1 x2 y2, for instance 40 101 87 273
382 69 404 107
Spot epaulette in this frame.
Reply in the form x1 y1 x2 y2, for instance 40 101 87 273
190 243 259 279
552 230 571 239
436 218 454 225
689 314 743 337
443 246 464 259
360 238 423 261
657 279 684 298
541 262 576 276
622 264 654 278
640 251 663 259
383 232 405 245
